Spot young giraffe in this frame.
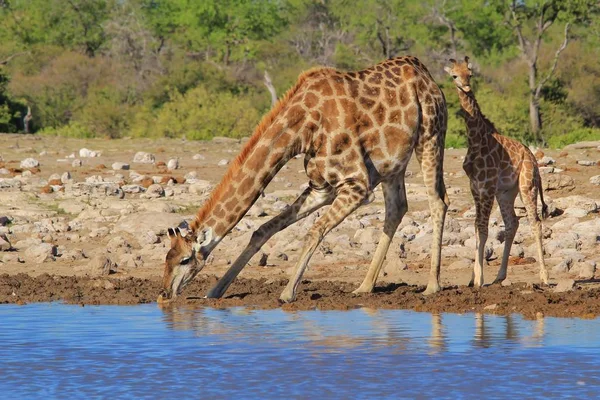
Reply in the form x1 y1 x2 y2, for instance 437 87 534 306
444 57 549 288
160 56 449 304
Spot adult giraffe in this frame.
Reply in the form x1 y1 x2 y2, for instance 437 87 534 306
444 57 549 288
160 56 449 303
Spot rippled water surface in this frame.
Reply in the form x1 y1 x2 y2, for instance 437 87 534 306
2 303 600 398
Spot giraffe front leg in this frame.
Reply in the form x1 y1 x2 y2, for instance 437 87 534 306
493 188 519 285
206 186 334 299
469 190 493 288
280 182 368 303
353 178 407 294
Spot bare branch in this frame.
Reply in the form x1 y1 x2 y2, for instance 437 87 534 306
537 22 570 95
263 70 277 108
510 1 529 59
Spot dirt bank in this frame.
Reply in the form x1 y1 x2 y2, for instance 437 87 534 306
3 272 600 319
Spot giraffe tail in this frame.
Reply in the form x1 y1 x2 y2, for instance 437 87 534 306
537 173 548 220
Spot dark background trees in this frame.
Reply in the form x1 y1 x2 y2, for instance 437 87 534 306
0 0 598 147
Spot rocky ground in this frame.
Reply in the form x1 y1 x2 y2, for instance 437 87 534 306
0 134 599 317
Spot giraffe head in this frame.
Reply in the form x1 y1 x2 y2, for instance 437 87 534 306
444 56 473 93
158 225 214 302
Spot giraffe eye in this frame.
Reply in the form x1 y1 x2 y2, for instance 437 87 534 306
180 256 191 265
452 75 457 79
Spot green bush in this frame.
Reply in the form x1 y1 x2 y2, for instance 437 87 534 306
546 128 600 149
40 122 93 138
132 85 261 140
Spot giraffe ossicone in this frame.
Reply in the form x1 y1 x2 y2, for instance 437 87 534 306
444 56 549 288
161 56 449 303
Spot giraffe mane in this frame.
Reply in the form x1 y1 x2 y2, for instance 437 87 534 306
190 67 332 233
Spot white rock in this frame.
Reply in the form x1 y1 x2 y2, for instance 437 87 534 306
141 230 159 245
564 208 589 218
122 184 145 194
60 172 72 183
590 175 600 186
572 261 596 279
112 162 130 170
218 159 230 166
133 152 155 164
0 168 9 175
189 180 213 195
538 156 555 166
72 159 83 167
79 148 100 158
577 160 596 166
20 158 39 168
193 154 205 160
554 279 575 293
143 184 165 198
23 243 56 263
78 255 117 276
553 196 599 214
167 159 179 170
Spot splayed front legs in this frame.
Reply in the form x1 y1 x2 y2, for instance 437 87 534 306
279 181 369 303
206 185 334 299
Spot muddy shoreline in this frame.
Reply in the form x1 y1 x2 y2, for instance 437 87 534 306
2 273 600 319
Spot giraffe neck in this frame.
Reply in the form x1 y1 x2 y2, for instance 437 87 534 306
456 88 493 146
190 134 300 255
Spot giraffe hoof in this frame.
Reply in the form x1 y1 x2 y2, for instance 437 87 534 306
422 283 441 295
279 291 296 304
352 286 373 295
206 287 223 299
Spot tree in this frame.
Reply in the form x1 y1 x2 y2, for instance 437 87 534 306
505 0 599 142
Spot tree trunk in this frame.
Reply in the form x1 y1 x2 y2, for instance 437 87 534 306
529 96 541 140
263 70 278 108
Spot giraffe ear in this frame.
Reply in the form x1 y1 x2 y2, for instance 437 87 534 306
449 58 456 64
467 62 473 70
464 56 470 63
443 66 453 75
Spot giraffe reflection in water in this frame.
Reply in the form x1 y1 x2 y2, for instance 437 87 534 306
159 304 546 353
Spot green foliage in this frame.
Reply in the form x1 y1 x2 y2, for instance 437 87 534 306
546 128 600 149
132 85 261 140
0 0 597 145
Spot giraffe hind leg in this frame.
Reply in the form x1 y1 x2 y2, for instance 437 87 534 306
353 178 408 294
520 179 549 285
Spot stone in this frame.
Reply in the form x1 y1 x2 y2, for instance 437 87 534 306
112 162 130 170
484 304 498 311
192 154 205 160
79 148 100 158
0 216 11 226
543 174 575 191
61 172 72 183
79 255 117 276
563 208 589 218
552 196 599 214
142 184 165 198
552 259 572 274
122 184 145 194
554 279 575 293
189 180 213 195
563 141 600 150
551 217 580 232
141 230 159 245
218 159 230 166
0 168 9 175
501 279 512 287
538 156 555 166
577 160 596 166
106 236 131 254
572 261 596 280
0 234 11 251
167 159 179 170
20 158 39 168
590 175 600 186
119 253 144 268
23 243 56 263
538 166 554 174
62 249 86 261
72 159 83 167
133 152 155 164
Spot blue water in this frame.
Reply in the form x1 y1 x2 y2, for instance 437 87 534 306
1 304 600 399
